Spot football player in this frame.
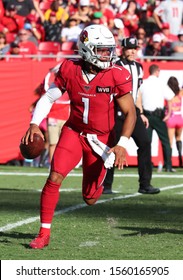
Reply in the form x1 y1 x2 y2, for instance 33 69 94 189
21 24 136 249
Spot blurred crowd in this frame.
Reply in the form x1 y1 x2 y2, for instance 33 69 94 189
0 0 183 61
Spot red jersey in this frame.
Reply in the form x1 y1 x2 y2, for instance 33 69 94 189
0 1 4 18
0 15 24 33
19 41 37 56
54 59 132 135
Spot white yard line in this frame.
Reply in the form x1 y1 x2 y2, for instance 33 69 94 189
0 171 183 178
0 183 183 232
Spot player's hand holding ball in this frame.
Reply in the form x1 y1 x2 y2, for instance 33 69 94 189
20 124 45 159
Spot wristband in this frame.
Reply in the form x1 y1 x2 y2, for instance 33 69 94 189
117 136 129 149
140 112 144 115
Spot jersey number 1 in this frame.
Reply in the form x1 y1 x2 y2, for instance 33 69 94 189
82 97 89 124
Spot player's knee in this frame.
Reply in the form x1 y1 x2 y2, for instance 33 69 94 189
83 198 97 206
48 171 64 185
83 185 104 205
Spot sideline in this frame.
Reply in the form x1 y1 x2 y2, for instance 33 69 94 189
0 171 183 178
0 183 183 232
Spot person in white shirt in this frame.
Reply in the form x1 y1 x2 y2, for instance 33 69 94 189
60 16 83 43
153 0 183 36
137 64 175 172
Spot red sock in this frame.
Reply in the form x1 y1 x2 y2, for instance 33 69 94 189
40 179 60 224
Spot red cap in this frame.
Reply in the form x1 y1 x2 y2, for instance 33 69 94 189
162 23 170 29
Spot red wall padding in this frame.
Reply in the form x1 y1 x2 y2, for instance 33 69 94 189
0 61 57 163
0 60 182 165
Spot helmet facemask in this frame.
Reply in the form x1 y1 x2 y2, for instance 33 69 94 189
90 45 116 69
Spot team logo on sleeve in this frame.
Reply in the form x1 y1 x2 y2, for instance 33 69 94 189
96 86 111 93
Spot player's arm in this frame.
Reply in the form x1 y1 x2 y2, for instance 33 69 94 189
109 92 136 170
163 99 172 122
117 93 136 139
136 89 149 128
153 7 163 30
22 83 62 144
136 89 143 113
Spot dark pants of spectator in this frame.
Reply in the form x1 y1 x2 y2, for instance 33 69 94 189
104 108 152 190
144 113 172 170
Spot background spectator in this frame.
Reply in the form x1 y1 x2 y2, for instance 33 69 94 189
0 0 183 62
158 22 178 55
0 0 5 18
6 0 36 18
67 0 79 16
113 17 126 40
144 33 168 62
0 4 24 34
170 28 183 58
136 26 148 45
42 11 62 43
32 0 45 22
95 0 115 29
0 30 10 58
44 0 69 25
137 64 175 172
112 18 126 55
153 0 183 36
8 41 20 55
15 28 38 59
71 0 92 28
89 11 103 25
117 0 139 36
23 22 39 45
60 16 82 44
166 76 183 167
138 3 159 38
25 13 45 42
136 38 145 60
6 42 25 61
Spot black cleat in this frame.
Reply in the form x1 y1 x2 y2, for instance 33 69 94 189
102 189 113 194
165 168 176 172
138 185 160 194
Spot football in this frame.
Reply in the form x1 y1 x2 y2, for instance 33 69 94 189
19 133 45 159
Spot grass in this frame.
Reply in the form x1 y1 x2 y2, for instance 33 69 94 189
0 165 183 260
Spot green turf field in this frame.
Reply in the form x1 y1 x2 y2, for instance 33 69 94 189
0 165 183 260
